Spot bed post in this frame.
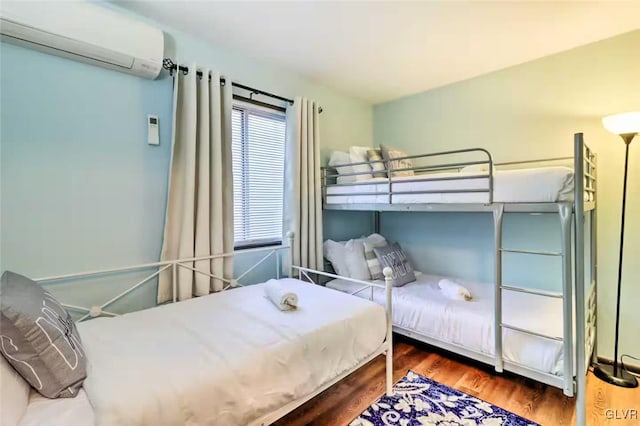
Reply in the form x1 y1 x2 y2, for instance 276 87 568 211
172 263 177 303
574 133 587 426
558 202 574 397
287 232 295 278
493 203 505 373
383 266 394 396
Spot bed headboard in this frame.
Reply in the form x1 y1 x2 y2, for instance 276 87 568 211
34 242 293 322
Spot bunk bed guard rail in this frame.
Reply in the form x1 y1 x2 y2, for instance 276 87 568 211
321 148 495 205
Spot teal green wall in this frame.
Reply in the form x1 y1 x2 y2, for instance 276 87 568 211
379 212 564 292
373 30 640 360
0 4 373 312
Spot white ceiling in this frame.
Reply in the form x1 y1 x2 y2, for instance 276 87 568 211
116 1 640 104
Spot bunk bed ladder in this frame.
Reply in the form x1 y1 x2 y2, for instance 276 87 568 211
575 133 589 426
493 202 575 397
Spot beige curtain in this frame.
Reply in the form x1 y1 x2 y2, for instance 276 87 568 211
284 97 323 273
158 63 234 303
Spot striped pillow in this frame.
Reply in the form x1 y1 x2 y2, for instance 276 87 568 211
367 149 387 178
364 239 388 280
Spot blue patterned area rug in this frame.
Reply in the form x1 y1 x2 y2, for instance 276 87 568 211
350 371 539 426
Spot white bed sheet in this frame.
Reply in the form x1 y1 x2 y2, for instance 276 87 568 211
326 273 568 376
326 167 575 204
19 389 94 426
76 279 386 426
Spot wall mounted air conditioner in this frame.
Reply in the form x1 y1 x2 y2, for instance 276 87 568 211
0 1 164 79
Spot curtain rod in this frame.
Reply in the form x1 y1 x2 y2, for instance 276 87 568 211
162 58 323 113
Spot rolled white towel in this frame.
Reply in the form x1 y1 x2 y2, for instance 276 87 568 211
438 279 473 301
264 279 298 311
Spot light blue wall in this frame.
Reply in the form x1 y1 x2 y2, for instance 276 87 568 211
372 31 640 359
0 4 373 313
0 40 174 312
379 212 563 291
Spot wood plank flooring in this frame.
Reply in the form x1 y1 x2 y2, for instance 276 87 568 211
276 336 640 426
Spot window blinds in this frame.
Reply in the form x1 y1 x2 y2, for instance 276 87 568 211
232 105 286 247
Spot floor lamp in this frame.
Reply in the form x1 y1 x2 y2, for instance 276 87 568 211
593 111 640 388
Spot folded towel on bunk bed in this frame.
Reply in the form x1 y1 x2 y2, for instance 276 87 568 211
264 279 298 311
438 279 473 301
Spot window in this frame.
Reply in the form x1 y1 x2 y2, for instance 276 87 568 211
232 102 286 248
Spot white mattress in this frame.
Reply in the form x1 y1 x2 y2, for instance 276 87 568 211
75 279 386 426
326 273 568 376
326 167 575 204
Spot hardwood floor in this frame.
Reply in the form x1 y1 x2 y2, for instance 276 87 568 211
276 336 640 426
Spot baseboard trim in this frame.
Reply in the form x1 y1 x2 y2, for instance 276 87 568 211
597 356 640 375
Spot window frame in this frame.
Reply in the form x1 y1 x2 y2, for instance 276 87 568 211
232 99 287 250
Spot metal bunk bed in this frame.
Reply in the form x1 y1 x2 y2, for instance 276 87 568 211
318 133 596 426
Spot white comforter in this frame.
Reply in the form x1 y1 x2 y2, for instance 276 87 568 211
327 273 568 375
77 279 386 426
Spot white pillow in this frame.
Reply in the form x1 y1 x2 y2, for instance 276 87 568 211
344 239 371 280
328 151 356 184
323 238 371 280
349 146 373 181
323 240 351 277
1 354 30 426
365 233 386 246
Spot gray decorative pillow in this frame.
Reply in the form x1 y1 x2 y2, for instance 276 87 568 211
0 271 87 398
373 243 416 287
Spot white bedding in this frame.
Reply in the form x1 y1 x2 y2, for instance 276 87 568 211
326 273 569 375
75 279 385 426
326 167 575 204
19 389 94 426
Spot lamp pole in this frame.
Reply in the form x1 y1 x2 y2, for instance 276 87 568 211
593 126 638 388
613 136 630 377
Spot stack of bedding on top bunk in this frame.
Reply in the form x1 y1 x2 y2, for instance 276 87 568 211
326 145 577 204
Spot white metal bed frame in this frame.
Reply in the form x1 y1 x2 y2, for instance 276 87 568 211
34 233 395 426
319 134 597 426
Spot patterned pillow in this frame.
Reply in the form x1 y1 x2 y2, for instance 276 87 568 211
366 149 387 178
380 145 414 177
0 271 87 398
373 243 416 287
364 238 388 280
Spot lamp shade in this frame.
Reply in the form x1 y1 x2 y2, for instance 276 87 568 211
602 111 640 135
